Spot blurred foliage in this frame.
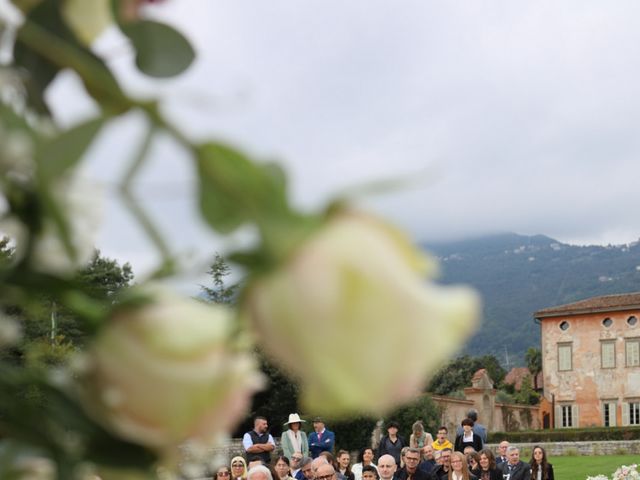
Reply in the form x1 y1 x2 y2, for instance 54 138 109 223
331 415 378 452
238 352 302 439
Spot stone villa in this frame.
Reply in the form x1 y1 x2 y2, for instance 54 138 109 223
535 292 640 428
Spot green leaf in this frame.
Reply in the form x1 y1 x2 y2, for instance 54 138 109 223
36 117 105 181
12 1 66 114
195 142 291 234
121 20 196 78
0 364 157 471
15 2 131 115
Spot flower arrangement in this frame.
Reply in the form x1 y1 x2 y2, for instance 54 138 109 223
613 465 639 480
587 464 639 480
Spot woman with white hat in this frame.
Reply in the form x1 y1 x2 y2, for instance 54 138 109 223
281 413 309 460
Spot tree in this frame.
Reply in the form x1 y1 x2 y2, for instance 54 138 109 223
200 253 239 305
77 250 134 301
513 374 540 405
387 395 441 442
427 355 506 395
525 347 542 389
2 250 135 366
41 251 134 348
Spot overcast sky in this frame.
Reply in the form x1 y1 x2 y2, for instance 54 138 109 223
43 1 640 280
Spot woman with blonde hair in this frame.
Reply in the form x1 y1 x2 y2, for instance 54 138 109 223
448 451 477 480
409 421 433 449
230 456 248 480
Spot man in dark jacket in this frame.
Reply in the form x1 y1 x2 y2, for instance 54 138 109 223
393 448 429 480
429 448 452 480
501 446 531 480
417 445 436 475
377 421 406 466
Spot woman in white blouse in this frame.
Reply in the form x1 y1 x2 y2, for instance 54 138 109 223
351 447 378 480
281 413 309 460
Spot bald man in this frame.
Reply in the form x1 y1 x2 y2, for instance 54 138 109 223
311 456 329 475
377 454 397 480
315 463 337 480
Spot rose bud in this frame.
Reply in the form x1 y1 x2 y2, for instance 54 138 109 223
78 285 263 451
243 211 480 415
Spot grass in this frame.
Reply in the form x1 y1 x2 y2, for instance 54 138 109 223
551 454 639 480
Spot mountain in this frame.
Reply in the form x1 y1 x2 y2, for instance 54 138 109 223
424 233 640 365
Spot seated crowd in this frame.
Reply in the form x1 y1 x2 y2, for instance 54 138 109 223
210 410 554 480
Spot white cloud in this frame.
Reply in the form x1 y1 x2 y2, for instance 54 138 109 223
43 0 640 277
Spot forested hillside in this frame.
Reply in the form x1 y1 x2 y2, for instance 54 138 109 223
426 233 640 365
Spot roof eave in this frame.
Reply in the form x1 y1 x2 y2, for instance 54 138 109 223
535 304 640 319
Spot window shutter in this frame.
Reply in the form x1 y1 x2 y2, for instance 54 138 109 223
555 405 562 428
611 403 617 427
627 341 640 366
572 405 579 428
602 342 615 368
622 402 629 426
559 345 572 371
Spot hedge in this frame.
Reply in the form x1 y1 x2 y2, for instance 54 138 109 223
487 426 640 443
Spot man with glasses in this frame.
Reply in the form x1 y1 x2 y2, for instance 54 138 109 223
315 463 337 480
496 441 509 465
393 448 428 480
291 454 304 480
430 448 452 480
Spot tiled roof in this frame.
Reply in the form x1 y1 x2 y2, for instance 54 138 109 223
504 367 530 390
503 368 544 391
535 292 640 318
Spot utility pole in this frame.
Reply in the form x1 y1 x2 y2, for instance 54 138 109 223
504 346 511 370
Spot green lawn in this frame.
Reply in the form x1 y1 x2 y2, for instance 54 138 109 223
551 454 638 480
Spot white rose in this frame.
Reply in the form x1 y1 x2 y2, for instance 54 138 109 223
79 285 263 450
243 211 480 415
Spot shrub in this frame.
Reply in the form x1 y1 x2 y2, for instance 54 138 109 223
331 415 378 451
487 426 640 443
